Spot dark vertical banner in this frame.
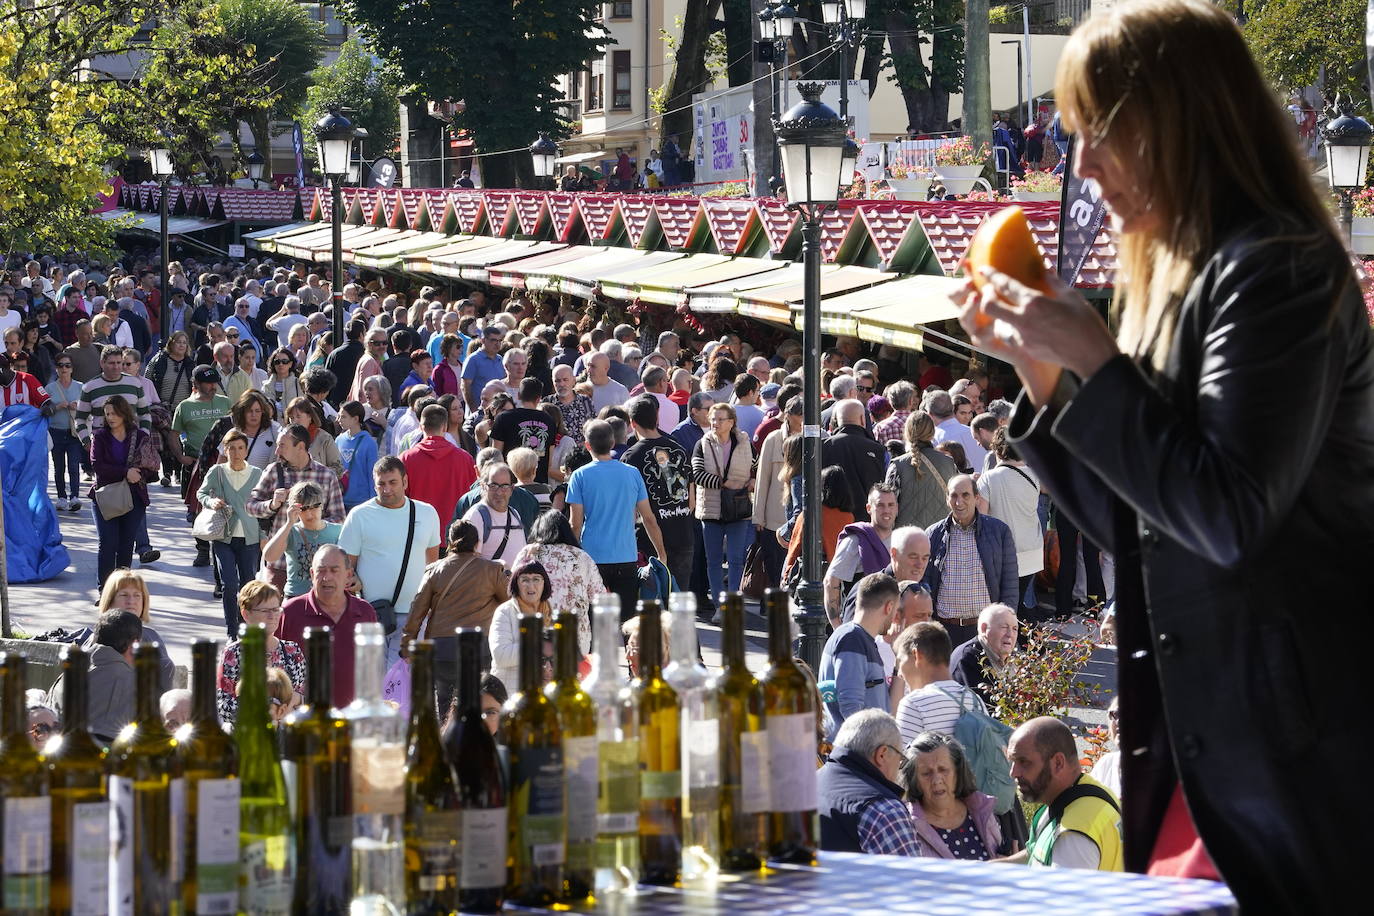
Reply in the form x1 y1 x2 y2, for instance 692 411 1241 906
1056 135 1110 286
292 122 306 189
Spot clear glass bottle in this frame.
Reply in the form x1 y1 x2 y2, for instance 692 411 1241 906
581 595 640 894
543 611 596 902
235 624 294 916
759 588 819 864
632 599 682 885
0 653 51 915
713 592 768 870
44 645 109 916
663 591 720 881
343 622 406 914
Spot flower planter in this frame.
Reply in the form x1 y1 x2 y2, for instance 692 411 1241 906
933 165 987 196
1012 189 1061 202
886 177 931 201
1351 216 1374 256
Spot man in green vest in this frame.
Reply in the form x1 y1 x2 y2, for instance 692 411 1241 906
998 716 1123 870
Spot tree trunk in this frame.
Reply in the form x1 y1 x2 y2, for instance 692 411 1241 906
962 0 991 147
722 0 754 86
885 12 934 134
662 0 723 144
859 32 885 97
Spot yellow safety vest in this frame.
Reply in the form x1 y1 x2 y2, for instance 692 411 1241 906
1027 773 1124 871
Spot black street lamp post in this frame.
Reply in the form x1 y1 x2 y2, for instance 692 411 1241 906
314 109 358 347
759 3 798 193
245 149 265 189
1323 101 1373 245
821 0 866 126
148 140 175 310
773 83 846 671
529 133 559 191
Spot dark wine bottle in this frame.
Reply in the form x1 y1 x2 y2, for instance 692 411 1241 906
543 611 595 902
713 592 767 871
404 640 459 914
178 638 240 915
283 626 352 913
0 653 51 915
632 600 682 885
440 628 505 914
759 588 819 865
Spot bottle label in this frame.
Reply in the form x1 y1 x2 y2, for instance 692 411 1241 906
738 729 771 814
564 734 599 846
512 745 565 866
687 718 721 789
767 712 818 812
459 807 507 889
239 835 294 916
70 800 110 916
597 738 640 836
107 776 134 916
414 810 461 887
195 778 242 914
2 796 51 908
640 769 681 800
352 739 406 816
280 760 298 822
168 777 186 883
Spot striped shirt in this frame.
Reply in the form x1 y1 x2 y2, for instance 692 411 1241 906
894 679 986 746
935 521 990 621
74 373 151 440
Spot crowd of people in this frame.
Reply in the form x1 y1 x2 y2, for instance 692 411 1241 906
3 249 1118 872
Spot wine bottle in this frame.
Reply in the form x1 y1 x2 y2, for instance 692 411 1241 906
543 611 595 902
404 640 459 914
662 592 720 881
440 628 505 914
759 588 819 864
632 600 682 885
713 592 768 870
44 645 109 916
178 638 240 915
284 626 352 913
581 595 639 894
107 640 184 915
0 654 51 915
501 613 565 906
344 622 406 912
235 624 294 916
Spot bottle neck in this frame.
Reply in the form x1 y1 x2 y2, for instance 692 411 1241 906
518 615 543 693
354 632 384 704
1 660 25 737
721 602 747 669
639 606 664 677
767 598 793 665
134 649 162 726
306 634 334 709
190 643 218 725
668 607 699 667
554 613 579 684
408 647 437 729
456 632 482 718
236 630 271 731
589 607 623 687
60 654 90 735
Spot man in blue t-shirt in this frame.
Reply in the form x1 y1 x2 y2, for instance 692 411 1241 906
461 324 507 410
568 419 666 620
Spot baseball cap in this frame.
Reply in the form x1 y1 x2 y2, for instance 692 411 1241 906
193 364 220 384
761 382 781 401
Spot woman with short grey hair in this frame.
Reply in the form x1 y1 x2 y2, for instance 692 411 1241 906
900 732 1003 860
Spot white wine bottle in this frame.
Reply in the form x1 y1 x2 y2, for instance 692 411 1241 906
0 653 52 915
759 588 819 865
544 611 595 903
581 595 639 894
663 592 720 881
713 592 767 870
235 624 294 915
632 600 681 886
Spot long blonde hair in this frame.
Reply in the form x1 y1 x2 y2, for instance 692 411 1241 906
1055 0 1345 368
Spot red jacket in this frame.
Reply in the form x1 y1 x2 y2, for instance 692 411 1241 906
400 435 476 537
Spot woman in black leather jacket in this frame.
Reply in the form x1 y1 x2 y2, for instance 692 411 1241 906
957 1 1374 910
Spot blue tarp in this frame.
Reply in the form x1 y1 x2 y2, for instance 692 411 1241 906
1 405 69 582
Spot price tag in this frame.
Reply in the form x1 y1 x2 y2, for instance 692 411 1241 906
227 244 246 259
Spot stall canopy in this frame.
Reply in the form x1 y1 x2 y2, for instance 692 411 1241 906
805 274 964 353
401 236 512 273
349 231 456 271
487 245 603 290
99 208 226 237
686 264 807 315
271 224 386 260
545 247 676 300
425 239 569 282
243 221 316 243
636 255 793 307
590 250 693 301
737 266 898 326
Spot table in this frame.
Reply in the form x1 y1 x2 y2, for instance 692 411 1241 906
505 852 1237 914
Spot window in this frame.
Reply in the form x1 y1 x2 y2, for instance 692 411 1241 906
612 50 632 110
612 1 633 18
587 60 604 111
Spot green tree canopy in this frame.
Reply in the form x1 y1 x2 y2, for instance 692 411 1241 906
1244 0 1368 108
335 0 610 187
303 36 402 165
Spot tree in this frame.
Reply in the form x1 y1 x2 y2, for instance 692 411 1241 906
962 0 992 147
303 37 402 165
884 0 965 133
661 0 725 142
1243 0 1368 109
337 0 610 188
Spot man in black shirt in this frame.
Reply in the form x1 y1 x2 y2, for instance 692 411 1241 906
490 377 556 483
324 319 367 405
382 327 417 407
620 394 695 592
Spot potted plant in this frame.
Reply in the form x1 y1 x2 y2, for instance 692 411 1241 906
1349 187 1374 256
886 161 932 200
932 136 991 195
1010 169 1063 202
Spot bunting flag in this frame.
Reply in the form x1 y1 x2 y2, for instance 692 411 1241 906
1056 135 1109 286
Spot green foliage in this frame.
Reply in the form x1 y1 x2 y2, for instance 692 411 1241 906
988 4 1014 25
336 0 610 186
1244 0 1368 107
984 620 1106 729
884 0 966 96
304 37 402 163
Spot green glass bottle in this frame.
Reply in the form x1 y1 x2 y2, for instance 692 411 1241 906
440 628 505 914
283 626 352 913
107 640 184 914
632 600 682 885
404 640 460 914
177 638 239 915
759 588 819 864
713 592 767 870
544 611 595 902
0 653 52 915
44 645 109 916
501 614 565 906
580 596 639 895
235 624 294 915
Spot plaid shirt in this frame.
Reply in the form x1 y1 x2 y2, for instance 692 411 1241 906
872 409 911 446
935 519 991 621
246 459 346 570
858 797 923 856
53 303 88 346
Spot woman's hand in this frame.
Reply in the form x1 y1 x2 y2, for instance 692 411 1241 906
125 467 141 484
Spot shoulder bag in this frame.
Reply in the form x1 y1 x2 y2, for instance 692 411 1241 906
93 431 140 519
370 499 417 635
717 435 753 523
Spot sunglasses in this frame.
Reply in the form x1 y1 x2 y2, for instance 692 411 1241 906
272 359 293 366
856 385 874 393
56 362 72 368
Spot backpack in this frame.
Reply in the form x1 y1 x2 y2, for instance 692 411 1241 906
476 504 523 561
936 685 1017 815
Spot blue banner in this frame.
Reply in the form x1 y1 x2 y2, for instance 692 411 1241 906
1 406 69 582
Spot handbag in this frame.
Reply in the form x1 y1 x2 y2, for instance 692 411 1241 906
370 499 417 635
717 437 753 523
740 542 772 599
93 480 133 519
192 504 232 540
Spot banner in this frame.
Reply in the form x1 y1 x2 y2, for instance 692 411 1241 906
292 121 306 188
1056 136 1109 286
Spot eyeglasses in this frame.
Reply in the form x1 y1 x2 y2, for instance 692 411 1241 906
881 743 906 760
480 708 501 720
251 604 284 613
272 359 293 366
856 385 874 393
485 481 514 490
56 362 72 368
296 503 322 511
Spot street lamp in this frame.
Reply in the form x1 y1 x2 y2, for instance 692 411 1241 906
773 83 846 671
244 149 265 189
529 133 559 189
821 0 866 125
314 108 356 347
1323 102 1373 244
148 139 175 316
759 3 798 193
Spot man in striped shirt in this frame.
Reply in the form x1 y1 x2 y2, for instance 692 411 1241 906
74 344 151 444
892 620 988 747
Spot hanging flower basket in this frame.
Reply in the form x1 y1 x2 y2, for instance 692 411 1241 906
887 176 931 201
